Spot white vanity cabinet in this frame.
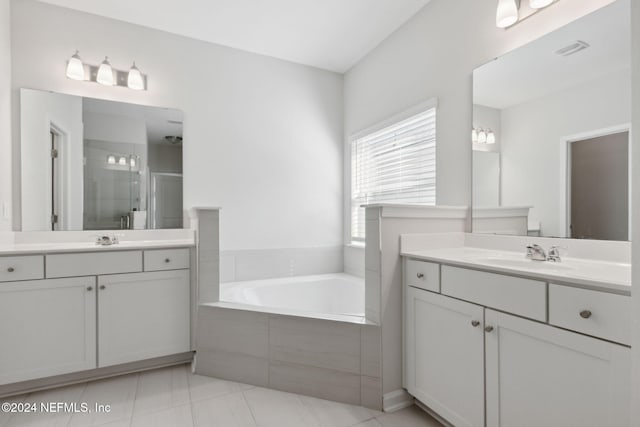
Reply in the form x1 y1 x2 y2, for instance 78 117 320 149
98 270 190 367
0 277 96 384
403 257 632 427
405 286 485 427
0 247 192 387
485 309 630 427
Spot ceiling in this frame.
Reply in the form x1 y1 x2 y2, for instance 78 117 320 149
474 0 630 110
37 0 431 73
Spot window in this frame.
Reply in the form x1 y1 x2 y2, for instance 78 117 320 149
350 102 436 242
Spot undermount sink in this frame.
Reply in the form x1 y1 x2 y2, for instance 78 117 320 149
473 256 576 271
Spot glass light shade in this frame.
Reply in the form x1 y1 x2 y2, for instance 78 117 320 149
97 57 114 86
486 131 496 144
496 0 519 28
106 155 116 164
118 157 127 166
66 51 85 81
127 63 144 90
130 157 136 167
529 0 553 8
478 130 487 144
471 128 478 143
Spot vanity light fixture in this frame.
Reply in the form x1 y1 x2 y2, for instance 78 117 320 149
496 0 558 28
106 155 116 165
486 131 496 144
471 128 479 143
472 128 496 145
96 57 114 86
129 156 137 168
66 51 85 81
477 130 487 144
127 62 144 91
118 156 127 166
65 54 147 91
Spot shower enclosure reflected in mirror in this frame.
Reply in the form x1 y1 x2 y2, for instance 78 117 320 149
472 0 630 241
20 89 184 231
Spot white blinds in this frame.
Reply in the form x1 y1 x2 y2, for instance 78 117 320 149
351 107 436 241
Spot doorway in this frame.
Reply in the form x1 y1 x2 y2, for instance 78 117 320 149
567 130 629 240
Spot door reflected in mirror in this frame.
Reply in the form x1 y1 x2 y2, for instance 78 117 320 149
20 89 184 231
472 0 630 241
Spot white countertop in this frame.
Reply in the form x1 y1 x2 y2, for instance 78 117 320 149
0 239 195 255
401 246 631 295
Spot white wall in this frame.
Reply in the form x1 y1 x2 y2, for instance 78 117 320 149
500 69 630 237
343 0 616 242
10 0 343 253
20 89 83 231
0 0 11 231
344 0 617 396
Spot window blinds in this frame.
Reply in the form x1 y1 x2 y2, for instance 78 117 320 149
351 107 436 241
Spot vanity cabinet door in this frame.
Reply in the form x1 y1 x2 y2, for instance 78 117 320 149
405 287 484 427
97 270 190 367
0 278 96 385
485 309 631 427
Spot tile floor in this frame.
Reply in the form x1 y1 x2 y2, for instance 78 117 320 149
0 364 442 427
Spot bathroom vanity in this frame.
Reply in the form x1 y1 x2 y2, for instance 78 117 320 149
401 240 631 427
0 238 194 393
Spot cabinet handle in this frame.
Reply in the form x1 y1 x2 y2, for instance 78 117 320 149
579 310 592 319
87 286 93 291
471 320 480 327
99 285 106 290
7 267 14 273
484 326 494 333
416 273 424 279
164 258 171 263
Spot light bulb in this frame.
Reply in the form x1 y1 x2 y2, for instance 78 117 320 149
106 155 116 164
97 57 114 86
478 130 487 144
118 157 127 166
496 0 519 28
66 50 85 81
529 0 553 9
127 62 144 90
471 128 478 143
486 131 496 144
130 157 136 167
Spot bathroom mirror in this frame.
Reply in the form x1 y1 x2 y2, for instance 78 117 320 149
472 0 630 241
20 89 184 231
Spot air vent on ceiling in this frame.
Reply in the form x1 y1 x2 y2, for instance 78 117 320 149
554 40 590 57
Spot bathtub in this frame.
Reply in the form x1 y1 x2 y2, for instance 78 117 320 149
218 273 365 321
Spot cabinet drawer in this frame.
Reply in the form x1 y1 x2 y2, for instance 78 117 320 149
441 266 546 321
0 255 44 282
144 248 190 271
405 259 439 292
46 251 142 278
549 284 631 345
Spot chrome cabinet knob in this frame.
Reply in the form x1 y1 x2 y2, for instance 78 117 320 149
87 286 93 291
485 326 494 333
416 273 424 279
471 320 480 327
99 285 106 290
164 258 171 263
579 310 592 319
7 267 14 273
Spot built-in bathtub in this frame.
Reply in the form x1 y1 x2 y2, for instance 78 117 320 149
194 273 382 410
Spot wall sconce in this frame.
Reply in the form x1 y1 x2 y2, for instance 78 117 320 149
472 128 496 145
66 51 147 91
496 0 558 29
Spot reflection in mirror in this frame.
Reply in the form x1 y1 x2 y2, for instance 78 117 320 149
472 0 630 241
20 89 183 231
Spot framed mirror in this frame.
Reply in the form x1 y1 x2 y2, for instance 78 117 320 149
472 0 630 241
20 89 184 231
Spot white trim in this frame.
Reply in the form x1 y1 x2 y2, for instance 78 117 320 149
414 399 455 427
472 206 531 219
363 204 468 219
383 389 414 412
559 124 631 240
350 98 438 141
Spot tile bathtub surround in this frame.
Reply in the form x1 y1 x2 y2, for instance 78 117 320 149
195 306 383 410
0 365 442 427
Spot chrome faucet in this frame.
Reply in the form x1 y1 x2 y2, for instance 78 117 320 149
525 244 547 261
96 235 119 246
547 246 563 262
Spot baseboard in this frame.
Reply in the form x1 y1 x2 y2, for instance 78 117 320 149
383 389 414 412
